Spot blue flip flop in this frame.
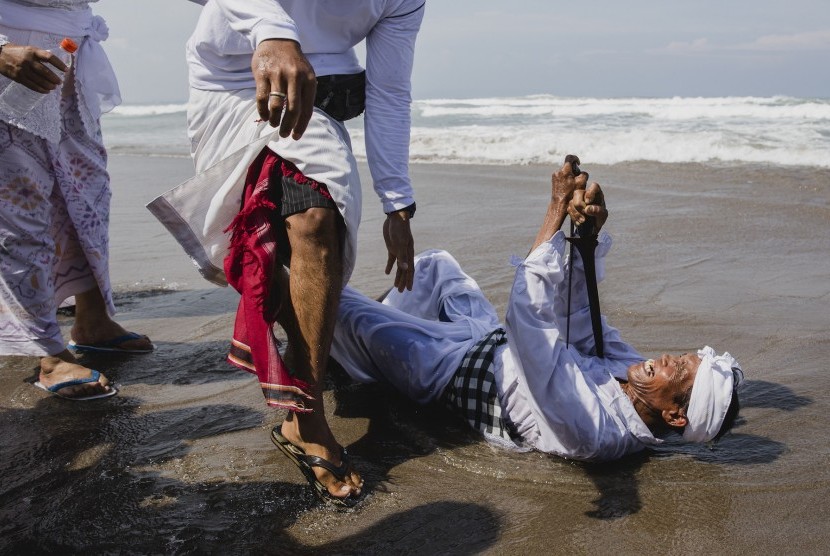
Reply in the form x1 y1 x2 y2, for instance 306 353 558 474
68 332 154 354
34 370 118 401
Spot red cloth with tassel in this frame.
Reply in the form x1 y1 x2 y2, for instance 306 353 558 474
223 148 331 412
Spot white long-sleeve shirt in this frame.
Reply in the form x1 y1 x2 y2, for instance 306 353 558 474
500 231 658 461
185 0 424 213
332 232 660 462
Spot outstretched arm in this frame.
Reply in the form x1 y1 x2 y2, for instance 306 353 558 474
368 2 425 293
531 154 610 253
530 155 588 252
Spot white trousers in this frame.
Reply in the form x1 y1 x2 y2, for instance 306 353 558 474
331 249 501 404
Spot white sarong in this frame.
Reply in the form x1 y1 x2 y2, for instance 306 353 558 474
0 70 112 356
147 89 362 287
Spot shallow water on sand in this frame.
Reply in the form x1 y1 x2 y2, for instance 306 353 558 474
1 157 828 553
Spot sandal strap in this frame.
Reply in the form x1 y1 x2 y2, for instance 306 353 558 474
298 447 350 481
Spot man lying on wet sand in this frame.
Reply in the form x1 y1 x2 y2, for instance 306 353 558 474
311 156 743 466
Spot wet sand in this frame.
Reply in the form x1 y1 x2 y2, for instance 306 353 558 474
1 155 829 554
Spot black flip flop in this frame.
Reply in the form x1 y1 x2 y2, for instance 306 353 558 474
271 424 359 508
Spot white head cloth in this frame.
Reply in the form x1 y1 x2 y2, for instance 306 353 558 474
682 346 744 443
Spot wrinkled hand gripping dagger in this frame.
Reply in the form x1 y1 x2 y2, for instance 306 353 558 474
565 160 604 357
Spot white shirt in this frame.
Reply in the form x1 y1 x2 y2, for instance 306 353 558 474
331 232 660 462
186 0 425 213
500 231 659 461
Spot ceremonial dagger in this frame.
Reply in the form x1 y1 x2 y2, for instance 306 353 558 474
564 156 604 357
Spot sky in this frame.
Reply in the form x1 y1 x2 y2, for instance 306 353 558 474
95 0 830 104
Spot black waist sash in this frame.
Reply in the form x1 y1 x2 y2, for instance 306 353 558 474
315 71 365 122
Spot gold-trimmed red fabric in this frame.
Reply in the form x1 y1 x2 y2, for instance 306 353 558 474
223 148 330 412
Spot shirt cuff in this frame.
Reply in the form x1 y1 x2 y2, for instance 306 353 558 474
524 229 612 264
526 230 568 264
381 197 416 215
250 19 299 47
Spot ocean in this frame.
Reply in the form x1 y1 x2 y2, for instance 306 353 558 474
102 95 830 168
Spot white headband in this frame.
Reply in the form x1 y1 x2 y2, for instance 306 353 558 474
682 346 743 443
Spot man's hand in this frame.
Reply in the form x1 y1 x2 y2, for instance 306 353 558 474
0 44 67 94
569 182 608 232
383 211 414 292
530 155 597 252
252 39 316 139
552 154 589 208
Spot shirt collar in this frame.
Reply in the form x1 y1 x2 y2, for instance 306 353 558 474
609 379 662 445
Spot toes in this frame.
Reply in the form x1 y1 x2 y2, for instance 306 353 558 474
347 468 364 490
328 480 354 499
317 466 362 500
60 368 111 397
125 338 152 350
58 379 110 398
117 333 152 350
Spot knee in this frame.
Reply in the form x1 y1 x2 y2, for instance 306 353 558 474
286 207 341 246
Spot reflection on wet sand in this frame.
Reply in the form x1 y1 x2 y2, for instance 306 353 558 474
2 158 830 552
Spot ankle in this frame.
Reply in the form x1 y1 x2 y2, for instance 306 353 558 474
284 412 335 445
40 350 77 373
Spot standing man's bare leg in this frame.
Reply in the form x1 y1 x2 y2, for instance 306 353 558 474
277 207 362 500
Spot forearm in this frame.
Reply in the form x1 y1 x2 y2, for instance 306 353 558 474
364 86 415 211
530 199 568 253
365 102 414 212
364 6 422 213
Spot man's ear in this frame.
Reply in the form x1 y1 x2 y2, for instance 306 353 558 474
662 407 687 428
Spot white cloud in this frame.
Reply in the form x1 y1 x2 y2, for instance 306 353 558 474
738 29 830 51
655 30 830 55
662 38 713 54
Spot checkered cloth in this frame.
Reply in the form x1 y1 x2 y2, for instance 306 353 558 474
443 328 517 442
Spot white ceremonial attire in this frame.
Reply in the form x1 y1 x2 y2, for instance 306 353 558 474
333 249 501 404
331 232 661 462
0 0 120 140
0 0 121 356
148 0 425 286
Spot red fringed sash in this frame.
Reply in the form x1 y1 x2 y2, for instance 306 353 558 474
223 148 329 412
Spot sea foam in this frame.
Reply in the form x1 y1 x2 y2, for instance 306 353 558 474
103 96 830 167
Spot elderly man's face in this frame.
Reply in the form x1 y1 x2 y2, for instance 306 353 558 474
626 353 701 419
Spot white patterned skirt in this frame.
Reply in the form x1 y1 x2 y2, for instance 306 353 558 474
0 70 112 356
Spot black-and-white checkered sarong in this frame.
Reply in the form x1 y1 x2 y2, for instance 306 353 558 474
443 328 516 442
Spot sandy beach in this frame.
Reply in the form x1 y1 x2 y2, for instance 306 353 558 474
1 154 829 554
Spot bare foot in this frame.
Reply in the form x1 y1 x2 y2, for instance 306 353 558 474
71 286 153 352
39 350 114 399
70 318 153 352
281 412 363 501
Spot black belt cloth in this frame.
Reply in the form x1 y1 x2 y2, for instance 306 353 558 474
315 71 366 122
